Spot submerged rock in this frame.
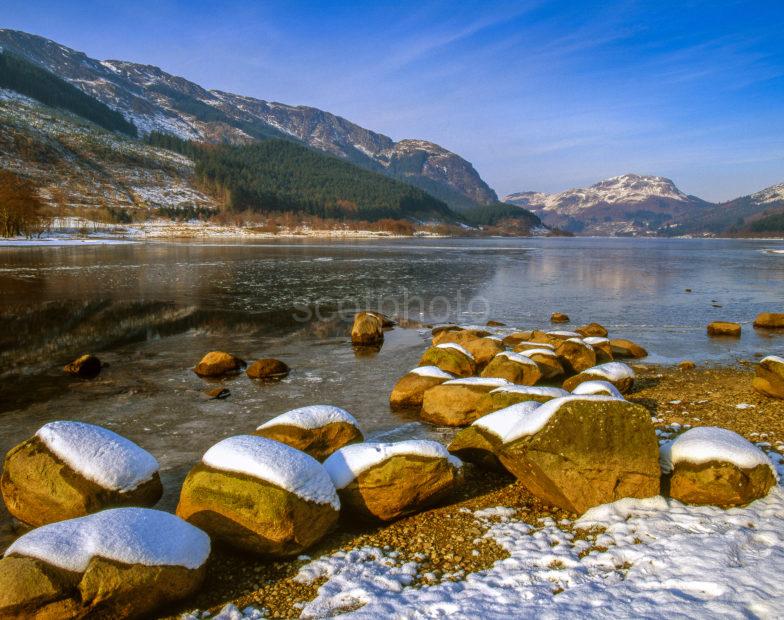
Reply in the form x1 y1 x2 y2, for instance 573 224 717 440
550 312 570 323
0 508 210 620
661 427 777 507
177 436 340 557
193 351 246 377
351 312 384 346
753 312 784 329
707 322 741 337
247 358 290 380
752 355 784 399
254 405 363 461
323 440 462 521
63 354 102 379
1 421 162 527
497 396 660 514
390 366 454 410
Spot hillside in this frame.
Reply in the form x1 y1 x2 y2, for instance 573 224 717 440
0 28 498 212
504 174 713 235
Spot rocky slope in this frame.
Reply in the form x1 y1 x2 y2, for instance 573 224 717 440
0 29 497 211
504 174 713 235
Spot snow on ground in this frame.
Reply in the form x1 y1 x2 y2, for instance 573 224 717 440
660 427 776 476
287 486 784 619
473 402 543 442
435 343 475 359
408 366 455 379
36 421 159 492
257 405 361 432
323 440 462 490
571 381 624 398
4 508 210 572
202 435 340 509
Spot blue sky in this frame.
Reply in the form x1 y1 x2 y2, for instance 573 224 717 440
4 0 783 201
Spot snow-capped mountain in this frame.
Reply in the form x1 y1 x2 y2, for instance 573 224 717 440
0 29 497 209
503 174 712 235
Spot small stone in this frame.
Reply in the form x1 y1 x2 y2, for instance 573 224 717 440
678 360 696 370
247 358 290 380
707 322 741 337
203 387 230 400
63 354 102 379
550 312 570 323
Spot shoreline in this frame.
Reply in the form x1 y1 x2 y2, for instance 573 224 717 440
163 361 784 618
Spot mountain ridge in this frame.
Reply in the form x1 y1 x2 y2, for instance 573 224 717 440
0 28 498 211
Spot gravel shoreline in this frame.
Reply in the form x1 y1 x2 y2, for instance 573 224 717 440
165 361 784 618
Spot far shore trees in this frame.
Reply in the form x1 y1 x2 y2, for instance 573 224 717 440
0 170 52 237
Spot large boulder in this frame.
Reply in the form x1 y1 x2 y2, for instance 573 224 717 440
517 348 564 380
661 427 777 507
576 322 608 338
1 421 162 528
497 396 660 513
0 508 210 619
752 355 784 400
63 354 102 379
390 366 454 410
583 337 613 363
609 338 648 359
432 330 502 367
193 351 246 377
563 362 636 394
478 385 570 415
421 378 511 426
480 352 542 385
176 435 340 557
247 358 290 380
555 339 596 374
448 401 541 471
351 312 384 346
254 405 363 461
753 312 784 329
419 343 476 377
707 321 741 337
323 440 462 521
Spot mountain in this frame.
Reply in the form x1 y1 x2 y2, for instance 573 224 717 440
670 182 784 235
503 174 713 235
0 29 497 212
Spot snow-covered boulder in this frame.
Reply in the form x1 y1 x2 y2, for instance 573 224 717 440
753 312 784 329
63 354 102 379
661 427 777 507
497 396 660 514
421 377 511 426
323 440 462 521
254 405 363 461
562 362 636 394
575 322 608 338
176 435 339 557
419 343 476 377
1 421 162 527
0 508 209 619
609 338 648 359
390 366 454 410
516 348 564 380
480 352 542 385
555 339 597 374
752 355 784 400
483 385 570 413
545 330 581 341
193 351 246 377
448 401 541 471
583 336 613 362
246 358 290 380
512 340 555 352
351 312 384 346
571 380 623 399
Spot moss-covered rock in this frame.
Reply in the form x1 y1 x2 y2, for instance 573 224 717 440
666 460 775 507
480 352 542 385
555 339 597 374
753 312 784 329
419 345 476 377
707 322 741 337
